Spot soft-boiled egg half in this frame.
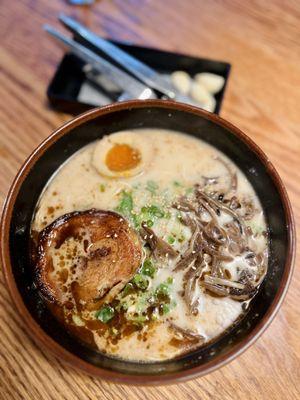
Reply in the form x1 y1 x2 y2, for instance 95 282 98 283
92 131 154 178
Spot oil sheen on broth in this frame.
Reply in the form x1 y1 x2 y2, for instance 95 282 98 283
32 129 268 361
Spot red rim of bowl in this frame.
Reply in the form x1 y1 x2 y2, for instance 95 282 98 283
0 100 295 385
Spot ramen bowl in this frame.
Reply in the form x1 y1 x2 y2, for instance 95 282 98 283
0 100 295 384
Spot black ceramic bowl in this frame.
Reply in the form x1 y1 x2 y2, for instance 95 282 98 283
1 100 295 385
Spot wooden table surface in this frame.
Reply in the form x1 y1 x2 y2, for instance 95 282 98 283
0 1 299 399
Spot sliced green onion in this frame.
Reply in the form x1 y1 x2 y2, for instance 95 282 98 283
122 282 135 297
162 304 171 314
167 235 175 244
140 259 156 278
96 306 115 323
146 180 159 194
155 283 170 297
116 191 133 216
132 274 149 290
166 276 174 284
164 211 172 219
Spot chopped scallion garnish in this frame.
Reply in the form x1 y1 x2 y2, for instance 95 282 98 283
96 306 115 323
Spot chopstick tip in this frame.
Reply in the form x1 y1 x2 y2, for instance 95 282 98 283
58 13 67 21
43 24 52 33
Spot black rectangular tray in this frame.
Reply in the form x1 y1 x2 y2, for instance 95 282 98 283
47 38 231 115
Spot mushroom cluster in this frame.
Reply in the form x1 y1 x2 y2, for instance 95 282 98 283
171 184 268 314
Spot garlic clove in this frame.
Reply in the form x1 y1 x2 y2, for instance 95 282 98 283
194 72 225 94
201 94 216 113
190 81 211 104
190 82 216 112
171 70 191 95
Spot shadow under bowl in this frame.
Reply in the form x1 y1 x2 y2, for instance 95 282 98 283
0 100 295 385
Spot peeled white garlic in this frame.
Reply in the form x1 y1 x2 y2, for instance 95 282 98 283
190 81 211 103
190 81 216 112
171 71 191 95
194 72 225 94
201 94 216 112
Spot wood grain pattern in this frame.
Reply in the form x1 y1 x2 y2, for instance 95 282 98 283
0 0 299 398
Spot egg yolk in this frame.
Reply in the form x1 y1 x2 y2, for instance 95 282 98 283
105 143 141 172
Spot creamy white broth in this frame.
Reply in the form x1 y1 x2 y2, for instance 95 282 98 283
32 129 268 361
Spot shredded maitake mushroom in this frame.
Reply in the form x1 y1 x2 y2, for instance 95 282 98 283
172 184 268 314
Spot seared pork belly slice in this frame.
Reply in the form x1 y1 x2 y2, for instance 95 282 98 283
34 209 142 309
